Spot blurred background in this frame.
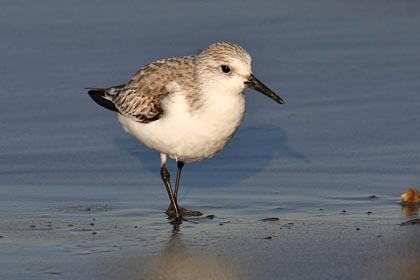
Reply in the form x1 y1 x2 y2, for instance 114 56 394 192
1 0 419 197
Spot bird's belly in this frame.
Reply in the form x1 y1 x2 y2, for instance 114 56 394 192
117 95 245 163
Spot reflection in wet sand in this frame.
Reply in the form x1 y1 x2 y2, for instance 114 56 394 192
146 233 239 280
401 203 419 217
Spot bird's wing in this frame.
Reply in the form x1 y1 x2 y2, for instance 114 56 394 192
112 56 195 123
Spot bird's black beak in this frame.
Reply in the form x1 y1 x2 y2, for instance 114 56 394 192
244 74 284 104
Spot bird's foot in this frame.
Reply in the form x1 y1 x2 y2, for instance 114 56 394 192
166 205 203 218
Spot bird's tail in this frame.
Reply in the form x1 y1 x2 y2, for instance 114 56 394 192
86 84 125 112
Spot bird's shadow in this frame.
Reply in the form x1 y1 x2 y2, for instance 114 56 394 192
113 124 308 188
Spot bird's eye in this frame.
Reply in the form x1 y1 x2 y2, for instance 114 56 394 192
221 65 231 73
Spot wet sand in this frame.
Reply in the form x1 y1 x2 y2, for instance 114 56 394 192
1 202 420 280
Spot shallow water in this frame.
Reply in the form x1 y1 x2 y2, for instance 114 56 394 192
1 0 420 279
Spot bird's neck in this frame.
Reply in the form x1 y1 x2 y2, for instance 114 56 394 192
193 86 246 126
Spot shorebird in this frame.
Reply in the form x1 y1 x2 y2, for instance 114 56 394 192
87 42 284 223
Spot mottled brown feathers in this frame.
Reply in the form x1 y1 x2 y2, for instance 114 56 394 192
200 42 251 66
111 56 195 123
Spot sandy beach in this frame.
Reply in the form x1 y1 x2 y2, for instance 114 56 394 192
1 202 420 279
1 0 420 279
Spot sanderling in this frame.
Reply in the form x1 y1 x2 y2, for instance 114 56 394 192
88 42 284 223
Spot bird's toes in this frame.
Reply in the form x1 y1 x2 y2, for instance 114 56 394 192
165 205 203 217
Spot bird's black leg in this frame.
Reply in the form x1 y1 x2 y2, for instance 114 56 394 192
160 163 181 223
174 161 185 202
166 161 203 217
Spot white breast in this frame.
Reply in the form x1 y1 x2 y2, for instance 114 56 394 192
117 88 246 163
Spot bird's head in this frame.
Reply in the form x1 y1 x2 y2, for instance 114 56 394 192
195 42 284 104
